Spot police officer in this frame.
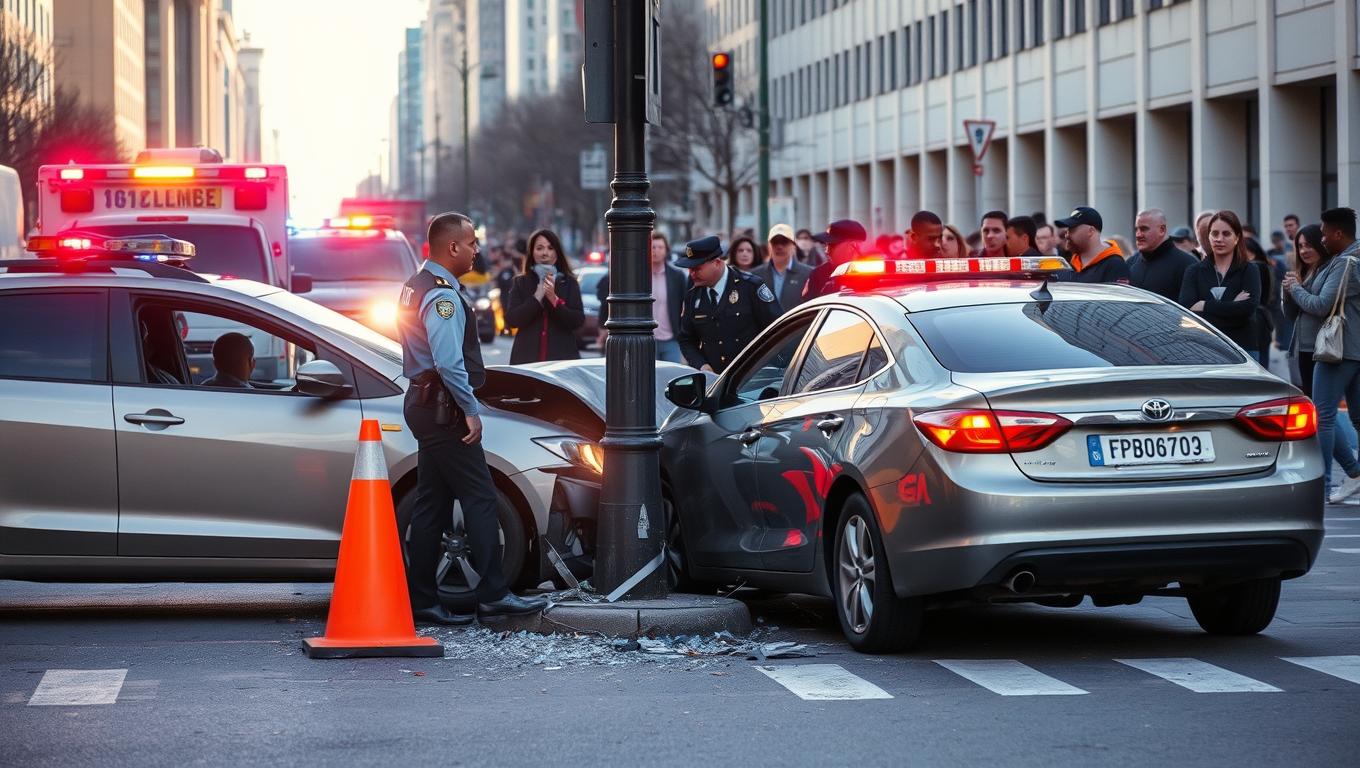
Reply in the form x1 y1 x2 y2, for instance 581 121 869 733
397 212 547 625
675 236 782 373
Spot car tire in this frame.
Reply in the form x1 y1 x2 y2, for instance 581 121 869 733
1186 577 1281 636
394 486 528 611
833 493 923 653
479 327 496 344
663 482 711 594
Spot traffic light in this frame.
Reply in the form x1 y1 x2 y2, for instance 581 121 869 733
711 51 733 107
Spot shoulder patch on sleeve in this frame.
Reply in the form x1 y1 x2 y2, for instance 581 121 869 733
756 284 776 303
435 299 456 319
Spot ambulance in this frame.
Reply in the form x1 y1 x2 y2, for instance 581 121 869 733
36 148 292 289
36 148 297 382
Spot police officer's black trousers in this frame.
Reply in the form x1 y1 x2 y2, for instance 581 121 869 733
404 399 509 608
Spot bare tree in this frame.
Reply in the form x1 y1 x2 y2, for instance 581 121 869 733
650 2 758 234
1 16 123 229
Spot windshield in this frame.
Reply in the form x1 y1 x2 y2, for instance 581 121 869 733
289 235 417 282
83 224 268 282
908 301 1247 373
256 287 403 365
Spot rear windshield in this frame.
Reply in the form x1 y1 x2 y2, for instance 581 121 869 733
289 236 416 282
908 300 1247 372
84 224 268 282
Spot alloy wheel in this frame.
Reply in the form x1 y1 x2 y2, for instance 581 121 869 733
837 514 876 634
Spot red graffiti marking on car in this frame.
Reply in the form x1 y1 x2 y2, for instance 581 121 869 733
897 473 932 506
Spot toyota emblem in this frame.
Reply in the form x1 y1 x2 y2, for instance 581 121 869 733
1141 399 1174 422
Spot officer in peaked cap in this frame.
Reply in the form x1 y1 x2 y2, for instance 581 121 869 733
675 235 782 374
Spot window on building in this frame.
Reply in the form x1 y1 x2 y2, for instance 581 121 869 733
842 50 850 104
888 30 898 90
1054 0 1066 38
1119 0 1135 19
1033 0 1045 45
940 11 949 76
955 4 965 70
984 0 994 61
999 0 1009 55
1098 0 1111 25
969 0 979 65
1017 0 1027 49
914 21 923 83
928 16 936 79
877 35 885 94
1074 0 1086 33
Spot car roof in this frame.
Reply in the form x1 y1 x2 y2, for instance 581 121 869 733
815 279 1164 313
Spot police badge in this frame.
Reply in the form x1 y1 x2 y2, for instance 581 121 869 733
756 284 776 303
435 299 455 319
728 290 739 304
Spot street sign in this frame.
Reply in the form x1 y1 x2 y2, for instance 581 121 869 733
580 145 608 190
963 119 996 164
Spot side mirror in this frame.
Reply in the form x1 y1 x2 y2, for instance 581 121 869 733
665 373 709 412
292 272 313 294
296 359 353 399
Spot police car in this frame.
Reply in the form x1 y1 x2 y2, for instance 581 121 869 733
659 254 1324 652
288 215 420 339
0 235 690 606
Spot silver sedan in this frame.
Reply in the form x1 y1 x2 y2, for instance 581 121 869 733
660 276 1325 652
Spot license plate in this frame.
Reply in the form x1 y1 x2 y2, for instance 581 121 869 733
1087 432 1215 467
102 187 222 210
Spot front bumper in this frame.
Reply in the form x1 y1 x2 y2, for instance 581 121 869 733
869 440 1326 598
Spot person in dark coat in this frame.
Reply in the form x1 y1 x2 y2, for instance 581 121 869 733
1178 210 1263 362
505 228 585 364
1128 208 1198 301
676 236 782 373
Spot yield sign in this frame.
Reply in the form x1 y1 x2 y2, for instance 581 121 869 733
963 119 996 163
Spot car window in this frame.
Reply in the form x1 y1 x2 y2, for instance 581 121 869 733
724 313 817 408
859 336 888 379
82 224 269 282
791 310 875 395
134 301 317 391
908 300 1247 373
289 236 416 282
0 291 108 382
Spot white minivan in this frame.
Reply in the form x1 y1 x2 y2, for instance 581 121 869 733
0 165 23 260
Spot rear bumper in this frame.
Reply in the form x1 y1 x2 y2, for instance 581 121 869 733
976 538 1314 594
870 440 1326 598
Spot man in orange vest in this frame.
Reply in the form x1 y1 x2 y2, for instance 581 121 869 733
1055 207 1130 284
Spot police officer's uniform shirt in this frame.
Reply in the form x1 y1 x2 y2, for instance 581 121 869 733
706 264 731 307
400 260 480 416
678 265 781 372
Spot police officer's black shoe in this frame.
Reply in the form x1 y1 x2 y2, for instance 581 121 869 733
477 593 549 617
412 604 475 626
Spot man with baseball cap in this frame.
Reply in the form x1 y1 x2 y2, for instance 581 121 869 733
753 223 814 314
675 235 782 373
1054 206 1131 284
802 219 868 299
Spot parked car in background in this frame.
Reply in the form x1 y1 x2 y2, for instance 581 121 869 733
577 265 609 349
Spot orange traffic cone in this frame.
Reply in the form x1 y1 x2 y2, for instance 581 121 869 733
303 420 443 659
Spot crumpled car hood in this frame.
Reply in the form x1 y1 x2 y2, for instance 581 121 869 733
480 359 701 442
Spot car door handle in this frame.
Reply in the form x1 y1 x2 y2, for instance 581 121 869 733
738 429 762 445
816 416 845 434
123 411 185 427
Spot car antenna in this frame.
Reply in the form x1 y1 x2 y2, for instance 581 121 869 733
1030 278 1054 313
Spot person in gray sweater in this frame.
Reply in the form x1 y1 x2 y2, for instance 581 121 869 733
1283 223 1360 496
1285 208 1360 500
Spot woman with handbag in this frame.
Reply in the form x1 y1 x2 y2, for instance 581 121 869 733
1284 224 1360 497
1284 222 1360 501
505 229 585 365
1178 210 1262 361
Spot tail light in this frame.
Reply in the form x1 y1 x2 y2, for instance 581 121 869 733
60 188 94 212
235 185 267 210
913 409 1073 454
1235 397 1317 441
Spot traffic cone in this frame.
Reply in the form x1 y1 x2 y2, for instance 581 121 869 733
303 420 444 659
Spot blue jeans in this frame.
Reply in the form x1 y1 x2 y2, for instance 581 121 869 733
656 338 684 364
1312 359 1360 487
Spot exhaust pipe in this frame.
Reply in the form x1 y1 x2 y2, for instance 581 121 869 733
1004 569 1036 594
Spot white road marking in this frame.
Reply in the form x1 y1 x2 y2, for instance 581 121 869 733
28 669 128 706
1281 656 1360 686
933 660 1087 696
1327 516 1360 520
1116 659 1280 693
1324 534 1360 537
754 664 893 700
1330 548 1360 554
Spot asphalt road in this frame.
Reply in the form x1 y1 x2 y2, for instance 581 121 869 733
1 502 1357 767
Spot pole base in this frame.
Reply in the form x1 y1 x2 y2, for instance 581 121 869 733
302 636 444 660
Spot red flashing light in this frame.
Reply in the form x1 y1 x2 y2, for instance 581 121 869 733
235 185 267 210
914 409 1073 454
244 167 268 179
712 52 730 69
60 188 94 213
587 250 604 263
272 242 283 258
1235 397 1317 441
59 168 84 180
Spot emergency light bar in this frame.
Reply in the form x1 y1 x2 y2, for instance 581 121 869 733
324 215 396 230
26 232 196 261
833 255 1071 281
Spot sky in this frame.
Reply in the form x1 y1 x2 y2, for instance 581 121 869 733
232 0 428 222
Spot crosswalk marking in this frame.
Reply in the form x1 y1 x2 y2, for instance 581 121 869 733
28 669 127 706
1330 548 1360 553
1325 534 1360 537
1282 656 1360 686
933 660 1087 696
1116 658 1280 693
754 664 893 700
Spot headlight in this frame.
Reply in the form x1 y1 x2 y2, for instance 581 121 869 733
475 297 492 311
369 300 399 328
532 436 604 474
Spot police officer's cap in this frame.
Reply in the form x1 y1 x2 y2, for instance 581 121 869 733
674 235 725 268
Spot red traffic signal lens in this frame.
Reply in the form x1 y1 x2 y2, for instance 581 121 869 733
712 52 730 70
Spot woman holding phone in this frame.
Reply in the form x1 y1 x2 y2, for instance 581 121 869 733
505 228 585 364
